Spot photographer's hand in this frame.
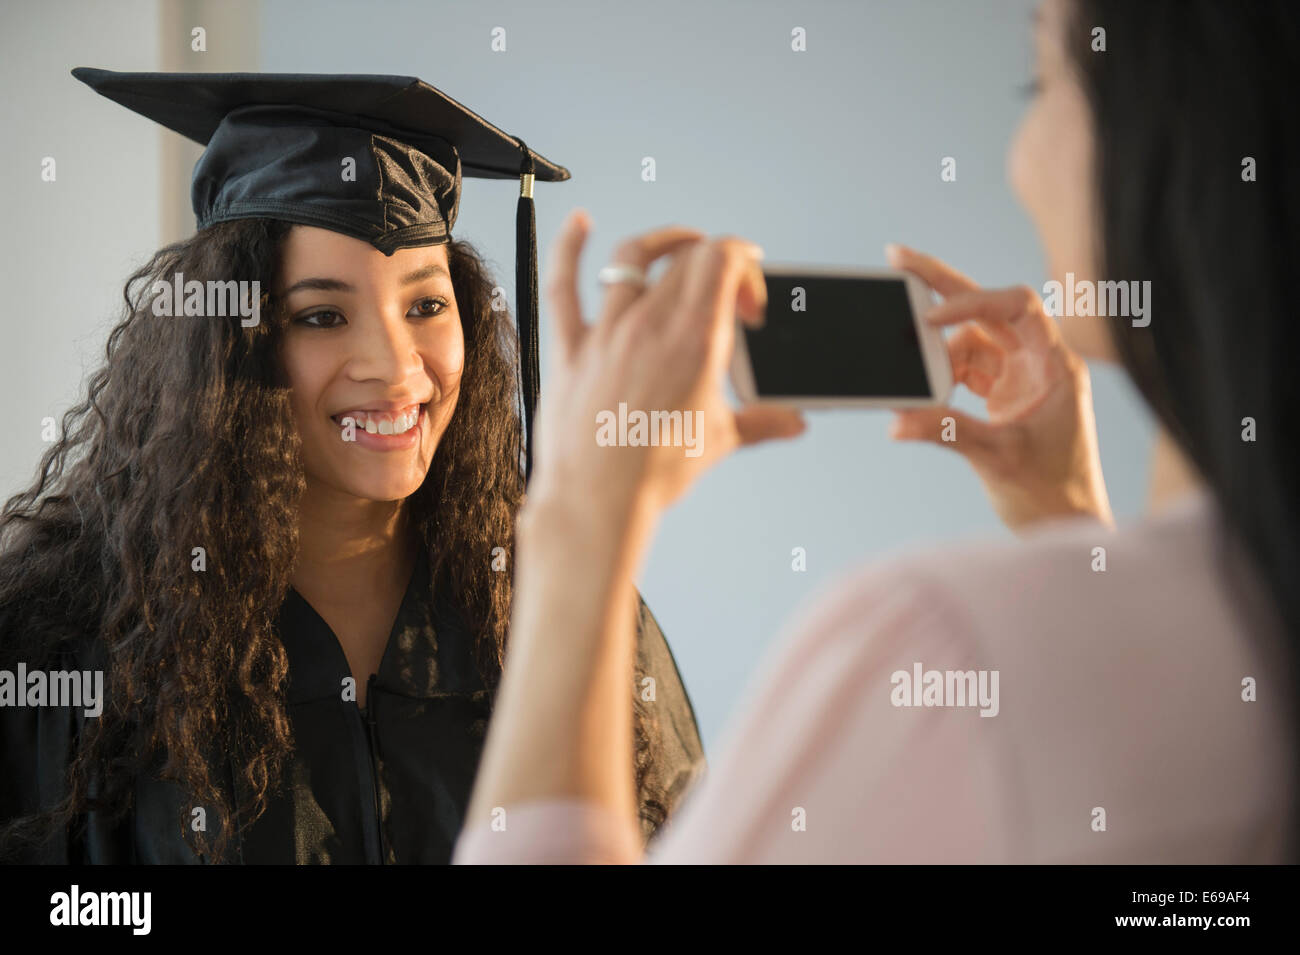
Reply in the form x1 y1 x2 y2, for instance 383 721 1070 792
886 244 1113 533
527 213 806 518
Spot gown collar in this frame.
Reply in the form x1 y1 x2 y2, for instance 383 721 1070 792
274 548 485 704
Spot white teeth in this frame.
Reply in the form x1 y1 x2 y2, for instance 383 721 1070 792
338 406 420 436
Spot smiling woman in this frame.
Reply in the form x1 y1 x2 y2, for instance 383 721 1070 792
0 70 705 864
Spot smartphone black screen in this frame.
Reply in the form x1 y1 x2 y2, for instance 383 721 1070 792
744 272 932 398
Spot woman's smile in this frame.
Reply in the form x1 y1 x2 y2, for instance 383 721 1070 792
331 402 429 451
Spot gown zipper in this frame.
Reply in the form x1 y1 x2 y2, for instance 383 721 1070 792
363 672 387 864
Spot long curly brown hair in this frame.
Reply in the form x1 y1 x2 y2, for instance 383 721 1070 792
0 218 666 860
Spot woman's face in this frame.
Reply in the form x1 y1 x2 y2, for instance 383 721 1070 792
1006 0 1115 361
277 226 464 503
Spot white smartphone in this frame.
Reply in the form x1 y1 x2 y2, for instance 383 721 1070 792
730 266 953 408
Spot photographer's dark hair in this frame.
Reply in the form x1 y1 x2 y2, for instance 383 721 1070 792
1069 0 1299 849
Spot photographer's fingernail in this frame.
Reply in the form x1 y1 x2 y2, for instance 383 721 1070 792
884 243 902 265
743 242 764 260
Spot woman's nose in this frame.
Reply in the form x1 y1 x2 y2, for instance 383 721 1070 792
345 309 425 384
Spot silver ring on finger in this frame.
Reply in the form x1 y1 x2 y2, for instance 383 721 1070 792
597 263 648 288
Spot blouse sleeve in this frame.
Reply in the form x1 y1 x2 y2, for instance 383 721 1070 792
453 566 1014 864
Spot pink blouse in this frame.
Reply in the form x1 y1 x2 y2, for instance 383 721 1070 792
454 491 1295 863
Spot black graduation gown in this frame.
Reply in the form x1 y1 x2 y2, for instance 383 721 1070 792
0 550 705 863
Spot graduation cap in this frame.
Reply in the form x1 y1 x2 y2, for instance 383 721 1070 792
72 67 570 483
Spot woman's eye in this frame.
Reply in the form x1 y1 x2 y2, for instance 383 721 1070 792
409 297 448 318
295 309 345 328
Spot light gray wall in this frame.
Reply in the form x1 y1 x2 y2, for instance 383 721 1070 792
0 0 161 498
1 0 1157 751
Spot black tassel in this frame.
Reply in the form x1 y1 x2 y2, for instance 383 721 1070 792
514 138 539 487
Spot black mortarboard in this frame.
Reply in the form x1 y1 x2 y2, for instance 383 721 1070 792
72 67 569 483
